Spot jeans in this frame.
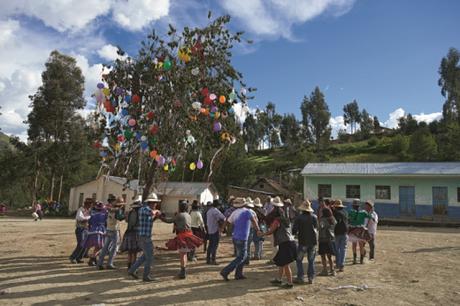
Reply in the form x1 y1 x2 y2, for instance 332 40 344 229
98 229 118 267
70 227 86 260
369 237 375 259
221 239 248 278
128 236 153 279
247 228 263 259
334 234 348 268
206 232 220 262
296 244 316 281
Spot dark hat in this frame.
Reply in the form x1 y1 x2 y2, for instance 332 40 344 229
107 195 116 202
95 201 105 210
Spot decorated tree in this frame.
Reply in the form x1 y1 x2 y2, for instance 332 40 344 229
92 14 253 198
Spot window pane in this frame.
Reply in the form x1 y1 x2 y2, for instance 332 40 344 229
457 187 460 202
318 184 331 198
375 186 391 200
346 185 360 199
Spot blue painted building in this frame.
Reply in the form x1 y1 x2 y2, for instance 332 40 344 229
301 163 460 220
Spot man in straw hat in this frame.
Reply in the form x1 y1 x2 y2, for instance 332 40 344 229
69 197 92 264
97 196 125 270
292 199 318 284
206 199 226 265
249 197 266 260
121 195 143 269
220 197 261 281
333 199 348 272
265 196 283 264
128 192 163 282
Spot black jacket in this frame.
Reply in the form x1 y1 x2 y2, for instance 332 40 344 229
292 212 318 246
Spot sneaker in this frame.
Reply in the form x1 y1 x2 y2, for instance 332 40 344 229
220 271 229 281
338 267 344 272
308 278 313 284
97 265 104 270
235 275 247 280
270 279 282 285
319 270 329 276
128 272 139 280
76 259 84 264
281 283 294 289
293 278 306 285
143 276 159 282
330 270 336 276
70 259 77 264
106 265 116 270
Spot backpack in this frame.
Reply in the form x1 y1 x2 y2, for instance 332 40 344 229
127 209 139 231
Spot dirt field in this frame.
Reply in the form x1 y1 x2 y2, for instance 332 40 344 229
0 217 459 306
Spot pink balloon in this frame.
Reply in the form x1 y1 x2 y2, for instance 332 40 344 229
197 160 204 169
213 122 222 132
128 119 136 126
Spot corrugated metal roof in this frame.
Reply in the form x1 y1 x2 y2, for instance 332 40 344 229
301 163 460 176
108 176 139 190
154 182 216 197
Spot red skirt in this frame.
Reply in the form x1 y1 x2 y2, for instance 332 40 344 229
166 230 203 251
348 227 371 243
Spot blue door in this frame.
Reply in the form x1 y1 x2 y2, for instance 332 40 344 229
432 187 448 215
399 186 415 216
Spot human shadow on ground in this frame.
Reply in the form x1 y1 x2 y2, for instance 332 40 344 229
401 246 460 253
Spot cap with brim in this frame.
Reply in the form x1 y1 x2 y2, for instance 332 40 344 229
233 197 246 208
352 198 361 205
335 199 345 208
284 199 293 205
245 197 254 208
271 196 284 207
297 200 314 212
253 197 263 207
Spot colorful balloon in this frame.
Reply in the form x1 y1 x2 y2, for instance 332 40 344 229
189 162 196 171
163 164 169 171
132 94 141 104
128 119 136 126
97 83 104 89
196 160 204 169
219 95 226 104
209 93 217 101
213 122 222 132
146 111 155 120
163 59 172 71
150 150 158 159
125 95 131 103
191 67 199 76
229 90 237 102
102 88 110 96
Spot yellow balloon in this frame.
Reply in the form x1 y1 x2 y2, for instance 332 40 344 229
114 143 121 151
163 164 169 171
189 162 196 171
102 88 110 96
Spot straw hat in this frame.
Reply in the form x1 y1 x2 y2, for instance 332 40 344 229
334 199 345 208
145 192 161 203
365 200 374 208
271 196 284 207
284 198 293 206
114 196 126 206
253 197 263 208
233 197 246 208
245 197 254 208
297 200 314 212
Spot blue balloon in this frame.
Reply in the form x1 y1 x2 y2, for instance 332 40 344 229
97 83 104 89
125 95 131 103
228 108 235 115
141 142 149 150
121 108 129 116
136 132 142 141
100 151 108 157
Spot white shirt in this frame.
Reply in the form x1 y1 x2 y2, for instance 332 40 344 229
75 207 90 227
367 211 379 235
190 210 204 228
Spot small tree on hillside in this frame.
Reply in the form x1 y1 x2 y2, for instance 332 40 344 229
359 109 373 139
409 128 438 161
438 48 460 123
343 100 361 134
301 87 331 151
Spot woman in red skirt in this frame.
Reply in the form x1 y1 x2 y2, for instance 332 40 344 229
166 201 203 279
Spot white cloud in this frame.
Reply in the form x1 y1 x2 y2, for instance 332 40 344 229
97 44 128 61
413 112 442 124
0 19 19 46
219 0 355 39
112 0 170 31
0 0 112 32
383 108 405 129
329 115 346 138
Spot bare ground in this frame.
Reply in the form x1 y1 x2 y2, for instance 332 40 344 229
0 217 459 306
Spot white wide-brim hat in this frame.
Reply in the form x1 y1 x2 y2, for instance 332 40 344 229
145 192 161 203
271 196 284 207
233 197 246 208
297 200 314 212
245 197 254 208
253 197 263 207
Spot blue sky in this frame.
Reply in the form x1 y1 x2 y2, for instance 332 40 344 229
1 0 459 140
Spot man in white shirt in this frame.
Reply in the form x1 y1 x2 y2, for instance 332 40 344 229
364 201 378 261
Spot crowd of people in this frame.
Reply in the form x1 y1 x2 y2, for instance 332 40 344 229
68 192 378 289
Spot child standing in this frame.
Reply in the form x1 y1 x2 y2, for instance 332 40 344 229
318 208 337 276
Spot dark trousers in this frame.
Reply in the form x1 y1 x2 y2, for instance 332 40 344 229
206 232 220 262
70 227 86 260
369 238 375 259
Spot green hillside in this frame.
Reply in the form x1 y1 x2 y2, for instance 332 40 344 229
0 132 13 152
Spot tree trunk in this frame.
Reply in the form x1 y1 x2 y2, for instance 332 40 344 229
58 173 64 202
32 153 39 205
50 172 55 201
142 162 156 200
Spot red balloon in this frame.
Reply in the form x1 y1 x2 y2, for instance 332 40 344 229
201 88 209 97
150 125 159 135
203 96 212 105
147 111 155 120
117 135 125 142
132 94 141 104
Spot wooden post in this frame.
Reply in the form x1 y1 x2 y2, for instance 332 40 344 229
58 173 64 202
50 172 55 201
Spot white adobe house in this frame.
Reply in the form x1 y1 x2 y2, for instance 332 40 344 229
69 176 218 215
